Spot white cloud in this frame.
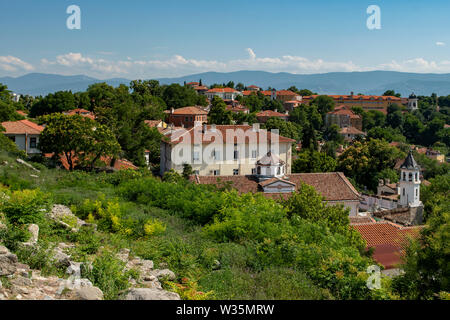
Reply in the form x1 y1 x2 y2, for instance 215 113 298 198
6 49 450 78
0 55 34 72
436 41 446 46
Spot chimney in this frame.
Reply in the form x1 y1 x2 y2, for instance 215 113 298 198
170 108 174 114
350 91 354 96
252 123 260 132
274 108 277 113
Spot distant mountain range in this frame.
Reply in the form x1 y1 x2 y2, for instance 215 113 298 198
2 71 450 97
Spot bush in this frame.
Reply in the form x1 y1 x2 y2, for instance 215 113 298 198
0 223 30 251
143 218 166 236
1 189 52 225
82 251 134 300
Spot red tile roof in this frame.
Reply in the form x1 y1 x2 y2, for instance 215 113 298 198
328 105 361 119
164 124 296 145
191 172 360 202
145 120 164 127
1 120 44 135
207 88 239 93
256 110 288 118
340 126 365 135
170 106 208 115
352 222 422 269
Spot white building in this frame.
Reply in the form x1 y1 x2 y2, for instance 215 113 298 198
205 88 243 101
399 151 422 207
1 120 44 155
408 93 419 111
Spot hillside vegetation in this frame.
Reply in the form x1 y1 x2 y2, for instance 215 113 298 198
0 151 399 300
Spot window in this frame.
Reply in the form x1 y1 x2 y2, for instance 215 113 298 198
402 188 405 196
277 167 281 175
415 173 418 181
251 168 256 175
212 149 220 161
257 167 261 174
185 116 189 122
409 173 412 182
234 150 239 160
213 170 220 176
251 150 257 159
193 152 200 161
8 136 15 143
193 170 199 175
30 137 37 148
403 172 406 181
416 189 418 197
233 169 239 175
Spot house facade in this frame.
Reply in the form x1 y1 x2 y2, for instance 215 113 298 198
325 105 363 131
205 88 243 101
160 123 294 177
1 120 44 154
167 106 208 128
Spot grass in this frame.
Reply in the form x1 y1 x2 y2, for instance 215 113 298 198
0 151 329 300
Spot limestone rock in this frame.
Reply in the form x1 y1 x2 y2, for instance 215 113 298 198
153 269 176 281
0 253 18 276
123 288 180 301
67 286 104 300
27 224 39 244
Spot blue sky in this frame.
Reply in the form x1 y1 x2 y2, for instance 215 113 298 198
1 0 450 79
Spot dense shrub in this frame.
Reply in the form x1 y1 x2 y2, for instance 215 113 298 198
1 189 52 225
82 251 136 300
119 177 226 224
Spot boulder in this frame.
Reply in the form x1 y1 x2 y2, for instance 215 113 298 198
69 286 104 300
52 248 71 267
66 262 82 277
0 253 18 276
123 288 180 301
153 269 176 281
0 245 9 255
27 224 39 244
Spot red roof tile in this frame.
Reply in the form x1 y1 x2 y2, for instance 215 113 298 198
170 106 208 115
164 124 296 145
191 172 360 202
352 222 422 269
1 120 44 135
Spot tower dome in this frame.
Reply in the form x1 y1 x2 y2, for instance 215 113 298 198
255 151 285 180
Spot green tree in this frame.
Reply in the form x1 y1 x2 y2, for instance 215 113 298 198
383 90 401 97
337 139 404 191
311 95 335 118
264 117 301 141
292 150 337 173
39 114 121 171
29 91 76 117
162 84 207 109
208 96 233 125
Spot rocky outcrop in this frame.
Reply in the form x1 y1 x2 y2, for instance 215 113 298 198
0 244 103 300
47 205 96 232
0 204 180 301
123 288 180 301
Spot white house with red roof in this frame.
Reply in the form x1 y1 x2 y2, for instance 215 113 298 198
160 123 295 177
205 88 243 101
1 120 44 154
